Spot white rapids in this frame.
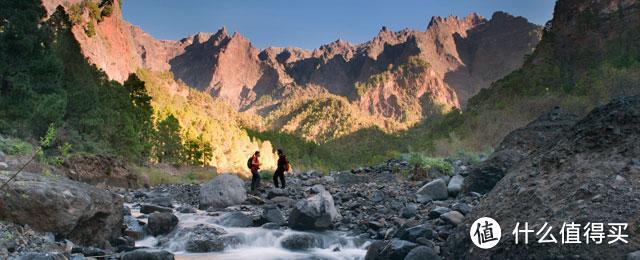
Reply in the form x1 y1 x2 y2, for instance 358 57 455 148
130 204 369 260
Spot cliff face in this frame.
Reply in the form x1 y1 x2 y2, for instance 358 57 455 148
41 0 541 126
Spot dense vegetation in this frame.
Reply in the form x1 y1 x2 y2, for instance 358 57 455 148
0 1 153 162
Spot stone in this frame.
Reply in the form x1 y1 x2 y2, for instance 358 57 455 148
400 204 418 218
397 224 436 242
405 246 441 260
364 239 418 260
17 252 67 260
416 179 448 203
267 188 288 199
140 204 173 214
199 174 247 209
147 212 179 236
120 249 174 260
280 233 322 250
371 191 384 203
123 215 145 240
447 175 464 197
262 206 286 225
440 211 464 226
0 172 123 246
288 185 340 230
428 206 451 219
176 205 197 214
185 237 225 253
0 162 8 170
627 250 640 260
451 203 472 215
217 211 253 227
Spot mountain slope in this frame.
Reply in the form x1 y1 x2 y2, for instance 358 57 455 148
40 0 541 141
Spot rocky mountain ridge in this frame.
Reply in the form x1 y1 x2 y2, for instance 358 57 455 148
40 0 541 129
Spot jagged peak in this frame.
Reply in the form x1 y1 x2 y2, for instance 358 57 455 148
427 12 486 30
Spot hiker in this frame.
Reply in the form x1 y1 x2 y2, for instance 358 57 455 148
248 151 261 191
273 149 290 189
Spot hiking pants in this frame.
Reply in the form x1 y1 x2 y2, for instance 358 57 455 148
251 169 260 191
273 170 285 188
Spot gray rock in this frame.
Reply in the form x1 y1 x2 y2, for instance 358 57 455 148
405 246 441 260
289 185 340 230
364 239 418 260
451 203 472 215
262 206 286 225
267 188 288 199
176 205 197 214
0 162 8 170
0 172 123 246
447 175 464 197
199 174 247 209
147 212 179 236
217 212 253 227
428 206 451 219
397 224 436 242
416 179 448 203
186 237 225 253
120 249 174 260
280 233 322 250
627 250 640 260
440 211 464 226
123 215 145 240
371 191 384 203
17 252 67 260
400 204 418 218
140 204 173 214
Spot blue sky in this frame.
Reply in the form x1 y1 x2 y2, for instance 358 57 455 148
122 0 556 50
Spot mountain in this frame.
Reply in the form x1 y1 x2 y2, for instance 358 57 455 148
40 0 541 142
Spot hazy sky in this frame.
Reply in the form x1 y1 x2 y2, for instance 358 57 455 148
122 0 556 50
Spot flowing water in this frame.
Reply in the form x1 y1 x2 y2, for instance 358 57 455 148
130 204 369 260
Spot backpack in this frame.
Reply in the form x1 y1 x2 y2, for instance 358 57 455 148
247 157 253 169
284 159 291 172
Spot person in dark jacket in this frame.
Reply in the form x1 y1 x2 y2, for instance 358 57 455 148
249 151 261 191
273 149 289 189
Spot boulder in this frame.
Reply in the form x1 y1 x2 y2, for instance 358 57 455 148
288 185 340 230
0 172 123 246
217 212 253 227
396 224 436 242
416 179 448 203
185 237 224 253
262 205 286 225
280 233 322 250
439 211 464 226
16 252 67 260
447 175 464 196
428 206 451 219
123 216 145 240
400 204 418 218
266 188 288 199
405 246 441 260
146 212 178 236
120 249 174 260
140 204 173 214
199 174 247 209
364 239 418 260
176 206 197 214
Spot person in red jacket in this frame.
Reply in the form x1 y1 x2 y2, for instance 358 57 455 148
249 151 261 191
